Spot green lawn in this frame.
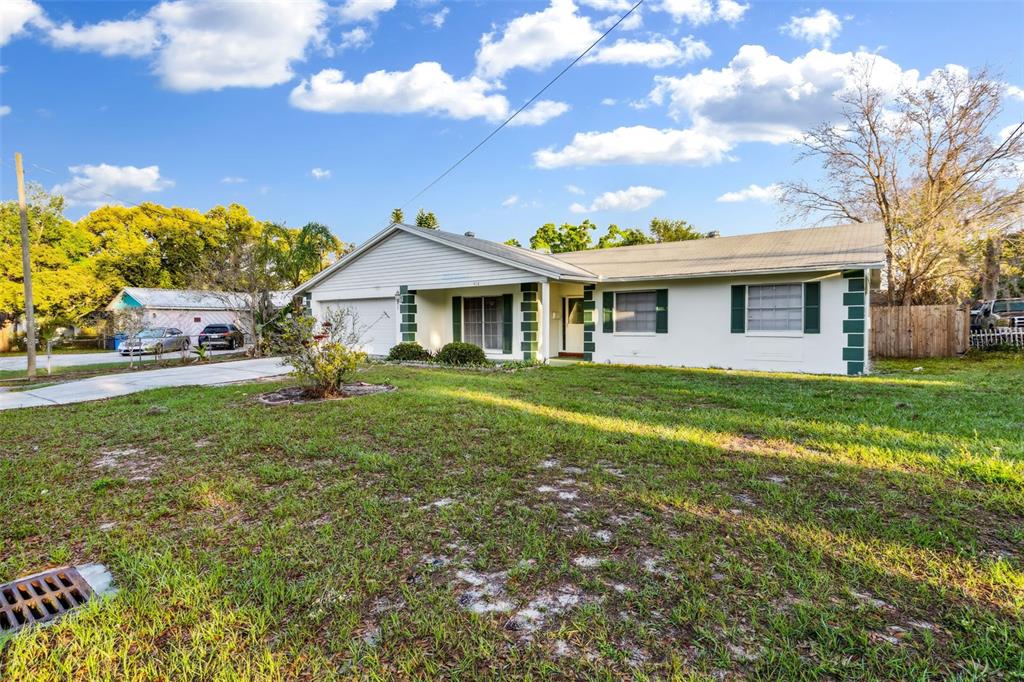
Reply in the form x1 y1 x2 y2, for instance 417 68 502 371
1 355 1022 679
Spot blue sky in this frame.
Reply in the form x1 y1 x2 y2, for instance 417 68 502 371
1 0 1022 246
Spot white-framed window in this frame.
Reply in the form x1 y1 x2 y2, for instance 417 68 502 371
463 296 503 350
614 290 657 333
747 284 802 332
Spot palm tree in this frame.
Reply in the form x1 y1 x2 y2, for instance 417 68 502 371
262 222 345 289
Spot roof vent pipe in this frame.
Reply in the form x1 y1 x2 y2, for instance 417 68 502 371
464 231 475 238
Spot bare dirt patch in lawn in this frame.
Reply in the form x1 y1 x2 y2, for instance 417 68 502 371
92 446 164 482
256 383 395 405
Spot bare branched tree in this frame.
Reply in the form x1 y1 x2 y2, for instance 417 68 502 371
112 308 146 369
190 235 282 357
782 62 1024 305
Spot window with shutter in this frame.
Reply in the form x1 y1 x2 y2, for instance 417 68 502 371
614 291 657 333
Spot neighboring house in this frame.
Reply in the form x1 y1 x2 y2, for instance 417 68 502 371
292 222 884 375
105 288 292 340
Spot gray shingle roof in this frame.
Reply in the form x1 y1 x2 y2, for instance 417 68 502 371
398 224 597 279
293 221 885 295
108 288 292 310
553 222 885 280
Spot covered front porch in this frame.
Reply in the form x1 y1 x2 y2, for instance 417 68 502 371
400 279 594 362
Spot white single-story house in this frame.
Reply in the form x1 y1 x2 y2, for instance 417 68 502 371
291 221 885 375
105 288 292 339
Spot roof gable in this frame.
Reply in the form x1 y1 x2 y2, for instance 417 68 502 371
292 223 597 295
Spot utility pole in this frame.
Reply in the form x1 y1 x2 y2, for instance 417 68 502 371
15 152 37 378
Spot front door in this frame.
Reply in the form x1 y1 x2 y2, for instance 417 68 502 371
562 297 584 353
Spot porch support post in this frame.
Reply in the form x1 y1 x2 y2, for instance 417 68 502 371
399 285 417 343
540 281 550 361
520 282 539 361
842 270 866 375
582 284 596 362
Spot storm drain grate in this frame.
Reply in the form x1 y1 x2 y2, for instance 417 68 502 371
0 566 94 633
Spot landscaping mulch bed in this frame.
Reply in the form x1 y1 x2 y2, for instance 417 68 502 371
256 382 396 405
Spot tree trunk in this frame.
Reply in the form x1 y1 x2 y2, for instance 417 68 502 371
981 235 1002 300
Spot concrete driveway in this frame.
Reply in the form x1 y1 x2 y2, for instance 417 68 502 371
0 348 241 372
0 358 291 410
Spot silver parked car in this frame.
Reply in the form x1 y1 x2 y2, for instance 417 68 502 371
120 327 190 355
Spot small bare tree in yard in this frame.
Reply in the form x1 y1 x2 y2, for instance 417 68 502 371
191 236 280 357
782 63 1024 305
112 308 145 369
280 307 368 398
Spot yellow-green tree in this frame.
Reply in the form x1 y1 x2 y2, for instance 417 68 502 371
0 185 108 327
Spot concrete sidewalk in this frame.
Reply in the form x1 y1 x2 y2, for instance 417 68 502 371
0 358 290 410
0 348 240 372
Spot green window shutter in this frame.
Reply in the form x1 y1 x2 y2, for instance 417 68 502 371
452 296 462 342
502 293 513 354
602 291 614 333
655 289 668 333
803 282 820 334
730 285 745 333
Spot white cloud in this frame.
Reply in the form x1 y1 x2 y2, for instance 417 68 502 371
48 17 160 57
654 0 747 24
508 99 570 126
41 0 327 92
570 185 666 213
290 62 509 121
716 0 749 23
715 183 782 203
291 62 568 126
475 0 600 79
534 125 732 168
340 26 372 50
647 45 919 146
999 123 1022 141
426 6 449 28
601 98 617 106
52 163 173 206
566 184 586 195
543 45 935 169
311 168 331 180
0 105 10 117
501 194 519 207
338 0 396 23
595 8 644 31
678 36 713 63
221 176 247 184
586 35 710 68
151 0 327 92
578 0 632 9
1006 85 1024 101
0 0 44 46
782 9 843 48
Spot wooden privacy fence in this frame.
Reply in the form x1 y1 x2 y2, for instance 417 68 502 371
0 323 13 353
870 305 969 358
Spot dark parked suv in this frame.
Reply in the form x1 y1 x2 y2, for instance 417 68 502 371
198 324 245 350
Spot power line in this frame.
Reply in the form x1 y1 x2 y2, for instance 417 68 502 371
14 0 644 235
398 0 644 212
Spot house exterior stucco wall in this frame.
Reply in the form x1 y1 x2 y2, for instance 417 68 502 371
589 270 867 375
414 285 534 361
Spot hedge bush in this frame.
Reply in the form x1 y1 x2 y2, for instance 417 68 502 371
436 342 488 366
387 342 432 362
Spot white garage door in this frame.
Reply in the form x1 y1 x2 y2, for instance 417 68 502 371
322 298 396 356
